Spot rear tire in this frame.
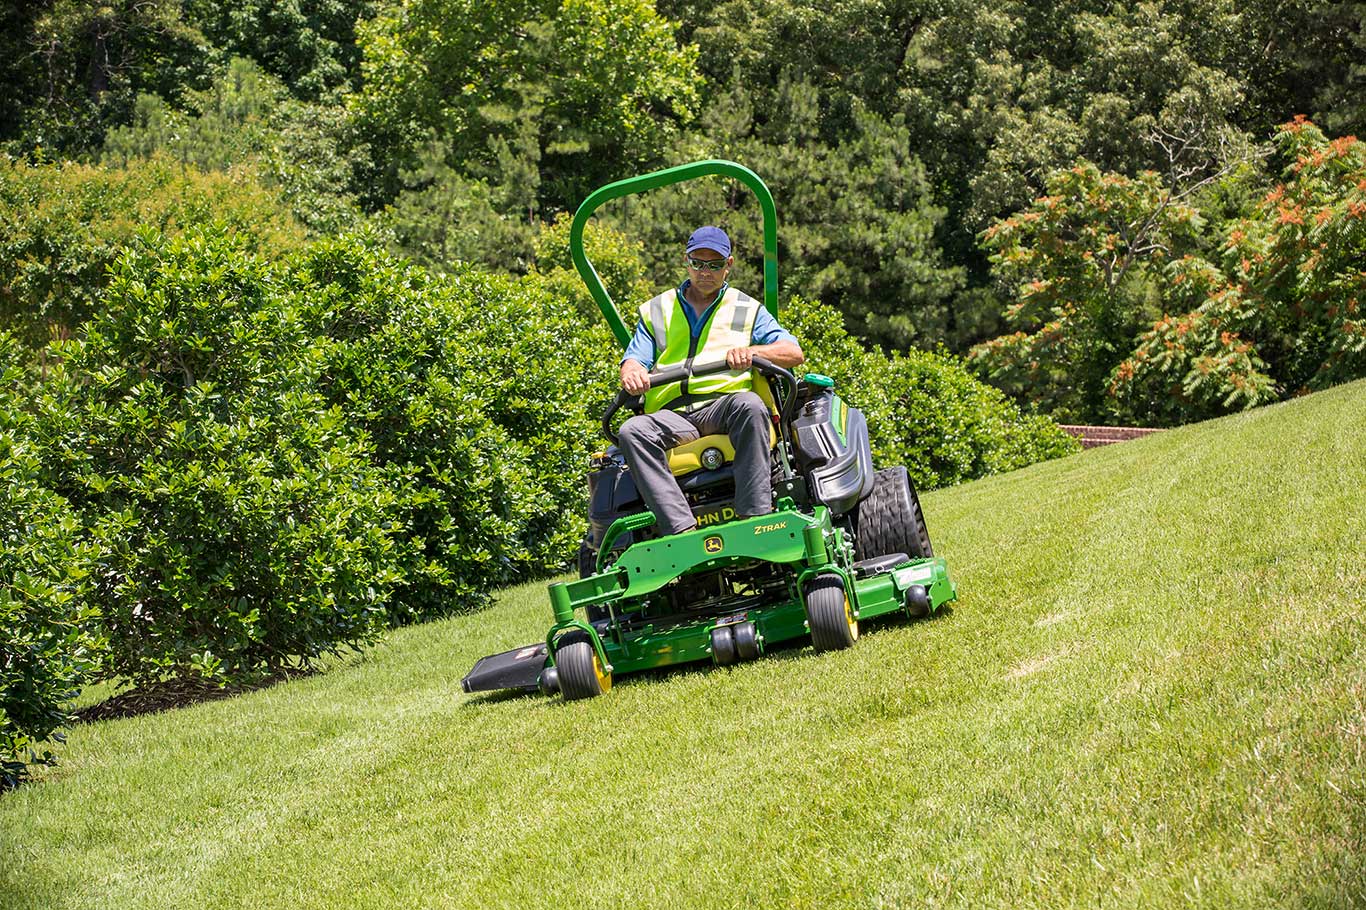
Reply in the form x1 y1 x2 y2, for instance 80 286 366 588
805 574 857 651
855 466 933 561
557 639 611 701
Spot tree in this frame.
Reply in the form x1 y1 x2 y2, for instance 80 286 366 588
381 132 538 274
1112 119 1366 422
971 160 1211 420
660 0 1302 354
182 0 377 98
595 76 964 350
2 0 204 155
351 0 700 212
102 58 366 233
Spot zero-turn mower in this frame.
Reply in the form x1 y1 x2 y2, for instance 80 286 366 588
462 160 956 701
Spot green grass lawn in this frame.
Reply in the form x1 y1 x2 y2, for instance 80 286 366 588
3 381 1365 909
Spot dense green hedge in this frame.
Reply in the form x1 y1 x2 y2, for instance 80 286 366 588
0 155 305 349
296 234 617 619
19 228 623 694
781 296 1078 488
30 232 400 690
0 331 103 787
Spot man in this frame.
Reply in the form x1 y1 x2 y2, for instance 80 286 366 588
618 225 805 536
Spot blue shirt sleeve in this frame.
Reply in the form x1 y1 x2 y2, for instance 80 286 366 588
752 306 798 347
621 319 657 369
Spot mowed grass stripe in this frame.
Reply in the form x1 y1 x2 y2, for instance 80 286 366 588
2 380 1363 909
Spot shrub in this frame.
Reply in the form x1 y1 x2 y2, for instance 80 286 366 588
31 230 399 688
0 155 305 349
0 331 104 787
298 234 618 618
381 134 538 275
873 352 1081 488
527 212 653 322
781 295 1078 488
970 160 1200 423
103 59 367 235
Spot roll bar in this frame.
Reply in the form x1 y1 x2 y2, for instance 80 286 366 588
568 160 780 348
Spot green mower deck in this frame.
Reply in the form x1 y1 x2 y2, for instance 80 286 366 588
460 501 955 697
551 504 952 668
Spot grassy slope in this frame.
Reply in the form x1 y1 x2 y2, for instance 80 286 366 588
2 381 1364 910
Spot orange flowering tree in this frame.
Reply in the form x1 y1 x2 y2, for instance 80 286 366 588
970 161 1204 421
1112 119 1366 422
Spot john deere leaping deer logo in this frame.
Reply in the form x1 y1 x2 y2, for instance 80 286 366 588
703 536 724 554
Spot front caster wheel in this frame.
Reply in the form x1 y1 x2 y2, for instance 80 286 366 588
806 574 857 652
557 639 612 701
711 625 737 666
733 621 760 660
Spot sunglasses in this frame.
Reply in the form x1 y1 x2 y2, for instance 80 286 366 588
687 257 728 272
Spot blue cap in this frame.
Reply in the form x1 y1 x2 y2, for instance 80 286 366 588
686 226 731 258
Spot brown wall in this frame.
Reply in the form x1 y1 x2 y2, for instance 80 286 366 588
1059 425 1163 449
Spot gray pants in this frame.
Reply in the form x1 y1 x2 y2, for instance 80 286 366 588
618 391 773 535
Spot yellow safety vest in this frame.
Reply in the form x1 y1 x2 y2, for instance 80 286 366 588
640 287 760 414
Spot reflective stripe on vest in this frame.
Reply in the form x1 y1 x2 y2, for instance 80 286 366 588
640 287 760 414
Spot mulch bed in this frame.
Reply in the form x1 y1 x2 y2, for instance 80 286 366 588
75 668 316 722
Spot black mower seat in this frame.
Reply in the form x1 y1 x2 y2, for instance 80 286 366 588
677 464 735 493
853 553 909 577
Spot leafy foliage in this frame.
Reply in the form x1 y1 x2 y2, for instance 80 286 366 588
1 0 205 156
380 134 538 273
663 0 1362 358
1112 119 1366 421
975 118 1366 425
102 59 282 172
0 0 374 158
0 332 104 788
102 58 366 234
5 0 1359 374
182 0 377 99
602 78 966 349
296 233 618 619
30 231 401 689
971 161 1205 421
0 154 305 348
781 297 1078 489
527 212 653 320
352 0 700 210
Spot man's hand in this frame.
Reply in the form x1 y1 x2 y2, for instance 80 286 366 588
727 346 755 369
620 359 651 396
728 341 805 370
